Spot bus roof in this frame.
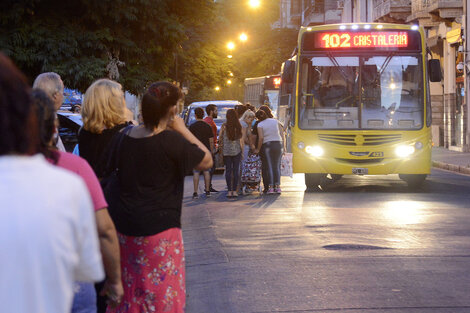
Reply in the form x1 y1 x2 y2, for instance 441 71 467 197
299 23 421 34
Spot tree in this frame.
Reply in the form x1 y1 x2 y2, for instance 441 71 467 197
0 0 214 94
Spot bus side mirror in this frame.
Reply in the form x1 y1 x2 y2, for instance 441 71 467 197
281 60 295 84
428 59 442 82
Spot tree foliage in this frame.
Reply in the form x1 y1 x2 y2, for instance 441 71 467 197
0 0 299 101
0 0 213 94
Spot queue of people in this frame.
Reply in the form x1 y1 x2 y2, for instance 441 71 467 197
190 103 286 198
0 51 285 313
0 53 212 313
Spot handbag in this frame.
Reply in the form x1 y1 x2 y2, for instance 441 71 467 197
100 125 133 217
280 152 293 178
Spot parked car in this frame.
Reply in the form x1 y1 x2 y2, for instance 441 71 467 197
183 100 243 170
57 110 82 152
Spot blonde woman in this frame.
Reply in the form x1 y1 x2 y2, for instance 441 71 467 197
78 79 132 179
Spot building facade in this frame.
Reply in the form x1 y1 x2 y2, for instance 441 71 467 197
278 0 469 151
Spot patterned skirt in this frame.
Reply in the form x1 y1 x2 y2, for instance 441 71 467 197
107 228 185 313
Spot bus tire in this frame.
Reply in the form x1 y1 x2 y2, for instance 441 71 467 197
305 173 326 191
399 174 426 189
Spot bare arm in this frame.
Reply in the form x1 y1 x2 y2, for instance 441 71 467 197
95 209 123 306
255 127 264 153
170 116 213 170
209 137 215 154
278 122 286 152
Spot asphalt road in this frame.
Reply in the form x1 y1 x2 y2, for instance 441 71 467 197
182 169 470 313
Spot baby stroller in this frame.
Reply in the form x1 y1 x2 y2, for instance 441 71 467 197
240 153 262 194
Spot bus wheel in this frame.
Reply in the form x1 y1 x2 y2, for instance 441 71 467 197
305 173 326 191
399 174 427 188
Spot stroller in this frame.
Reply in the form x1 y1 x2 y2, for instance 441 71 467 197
240 153 262 194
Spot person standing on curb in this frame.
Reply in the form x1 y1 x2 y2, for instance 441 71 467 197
106 82 212 313
204 104 219 193
0 52 104 313
253 109 285 194
219 109 244 198
190 107 214 199
31 88 123 312
33 72 66 151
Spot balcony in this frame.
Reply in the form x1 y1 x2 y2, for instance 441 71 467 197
373 0 412 23
407 0 440 27
426 0 462 20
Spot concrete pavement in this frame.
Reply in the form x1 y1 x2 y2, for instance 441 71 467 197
432 147 470 175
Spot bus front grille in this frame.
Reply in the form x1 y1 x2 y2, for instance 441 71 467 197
335 158 384 164
318 134 356 145
319 134 401 146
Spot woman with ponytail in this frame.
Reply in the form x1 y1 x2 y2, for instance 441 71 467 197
106 82 212 313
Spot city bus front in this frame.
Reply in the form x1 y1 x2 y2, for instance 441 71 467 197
292 24 433 188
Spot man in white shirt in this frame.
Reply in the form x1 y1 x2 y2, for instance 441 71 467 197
0 52 104 313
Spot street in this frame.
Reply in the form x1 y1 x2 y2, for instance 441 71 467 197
182 169 470 313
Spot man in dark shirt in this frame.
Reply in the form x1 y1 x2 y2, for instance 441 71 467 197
190 107 214 199
203 104 219 192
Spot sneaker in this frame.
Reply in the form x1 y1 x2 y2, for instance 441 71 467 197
209 187 219 193
192 192 198 199
274 187 282 194
205 191 211 197
267 188 275 194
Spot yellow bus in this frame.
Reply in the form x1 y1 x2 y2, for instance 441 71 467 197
278 23 442 189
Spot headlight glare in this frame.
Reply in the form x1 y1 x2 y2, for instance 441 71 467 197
395 145 415 157
305 145 324 157
297 141 305 150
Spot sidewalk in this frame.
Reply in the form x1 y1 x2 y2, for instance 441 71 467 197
432 146 470 175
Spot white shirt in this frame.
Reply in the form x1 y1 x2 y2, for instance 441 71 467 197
0 155 104 313
258 118 282 144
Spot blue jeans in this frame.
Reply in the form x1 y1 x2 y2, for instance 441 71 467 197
224 153 242 191
72 282 97 313
260 141 283 187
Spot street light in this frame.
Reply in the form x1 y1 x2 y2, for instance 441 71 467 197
227 55 233 59
227 41 235 51
227 79 232 85
215 86 220 91
239 33 248 42
248 0 261 8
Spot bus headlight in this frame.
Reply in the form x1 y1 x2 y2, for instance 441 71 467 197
415 141 423 150
297 141 305 150
305 145 324 157
395 145 415 158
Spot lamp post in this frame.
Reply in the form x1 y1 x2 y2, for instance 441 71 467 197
248 0 261 9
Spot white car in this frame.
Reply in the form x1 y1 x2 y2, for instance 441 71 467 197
183 100 243 170
183 100 242 134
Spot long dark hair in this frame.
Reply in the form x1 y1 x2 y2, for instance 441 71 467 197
142 81 183 130
0 53 38 156
225 109 242 141
259 105 274 118
31 88 59 163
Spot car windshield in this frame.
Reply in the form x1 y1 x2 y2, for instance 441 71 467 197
298 54 423 130
187 105 235 126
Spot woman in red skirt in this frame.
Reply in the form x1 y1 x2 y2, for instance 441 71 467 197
106 82 212 313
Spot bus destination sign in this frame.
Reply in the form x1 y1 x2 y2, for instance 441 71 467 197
319 32 408 49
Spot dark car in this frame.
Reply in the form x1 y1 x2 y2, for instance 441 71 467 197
57 111 82 152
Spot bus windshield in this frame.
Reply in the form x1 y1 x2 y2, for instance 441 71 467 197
298 53 423 130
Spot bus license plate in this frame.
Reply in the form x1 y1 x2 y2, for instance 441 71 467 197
352 168 368 175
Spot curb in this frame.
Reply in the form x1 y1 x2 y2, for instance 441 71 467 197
432 161 470 175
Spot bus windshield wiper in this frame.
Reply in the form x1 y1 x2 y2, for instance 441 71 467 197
327 53 353 85
371 52 396 86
